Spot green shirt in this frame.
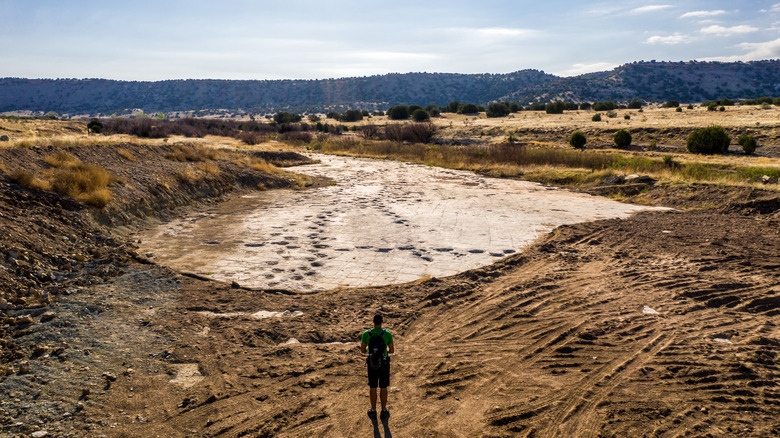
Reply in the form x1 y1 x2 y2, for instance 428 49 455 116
361 327 393 357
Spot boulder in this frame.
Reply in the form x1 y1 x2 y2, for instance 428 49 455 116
0 135 9 142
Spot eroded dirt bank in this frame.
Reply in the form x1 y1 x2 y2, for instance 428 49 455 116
1 144 779 437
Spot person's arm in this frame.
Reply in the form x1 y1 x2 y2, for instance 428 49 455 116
360 341 367 354
388 342 395 354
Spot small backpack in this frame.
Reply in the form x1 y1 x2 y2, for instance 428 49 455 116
367 329 387 370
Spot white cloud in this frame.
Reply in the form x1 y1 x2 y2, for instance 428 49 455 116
452 27 537 39
645 33 692 45
680 10 726 19
704 38 780 62
630 5 672 14
557 62 619 77
700 25 759 36
761 3 780 13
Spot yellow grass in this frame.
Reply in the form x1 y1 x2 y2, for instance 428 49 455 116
117 148 137 161
43 151 81 168
195 161 221 175
9 170 52 191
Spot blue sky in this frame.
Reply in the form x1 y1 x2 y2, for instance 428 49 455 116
1 1 779 80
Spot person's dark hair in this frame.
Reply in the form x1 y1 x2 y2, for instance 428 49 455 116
373 314 383 325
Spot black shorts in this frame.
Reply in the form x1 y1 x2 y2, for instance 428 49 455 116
367 357 390 388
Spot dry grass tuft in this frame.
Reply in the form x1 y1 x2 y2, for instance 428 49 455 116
9 169 52 191
195 161 220 175
117 148 137 161
51 164 113 208
165 145 223 162
43 151 81 168
247 158 279 174
175 167 201 184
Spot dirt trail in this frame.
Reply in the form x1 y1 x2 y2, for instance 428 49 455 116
91 210 780 437
2 143 779 437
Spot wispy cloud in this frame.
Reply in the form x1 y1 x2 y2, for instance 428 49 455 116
645 33 692 45
760 3 780 13
705 37 780 61
557 62 619 77
680 10 726 19
700 25 759 36
630 5 672 14
453 27 537 39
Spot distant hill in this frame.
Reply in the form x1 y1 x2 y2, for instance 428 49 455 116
1 60 778 116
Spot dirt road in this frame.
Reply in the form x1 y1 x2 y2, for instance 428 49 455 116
86 207 780 437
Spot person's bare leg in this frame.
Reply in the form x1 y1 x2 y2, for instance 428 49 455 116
380 388 388 410
369 388 378 410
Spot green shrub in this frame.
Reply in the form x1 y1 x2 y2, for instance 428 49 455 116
719 106 726 112
662 155 674 166
592 101 616 111
408 105 423 114
487 103 511 118
687 104 694 109
738 134 757 155
675 107 682 113
627 100 642 109
387 105 410 120
447 101 460 113
624 114 631 120
607 111 617 118
707 104 717 111
87 118 104 134
545 101 565 114
592 113 602 122
341 109 364 122
273 112 301 124
579 102 592 110
686 125 730 154
569 131 587 149
412 109 430 122
648 140 657 151
425 105 441 117
308 114 321 123
663 100 680 108
613 129 632 148
458 103 480 114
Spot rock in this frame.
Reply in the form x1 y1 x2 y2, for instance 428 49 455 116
625 174 656 184
102 372 117 382
604 175 625 185
761 175 778 184
0 135 9 142
18 361 31 374
31 431 49 438
40 311 56 322
0 298 7 310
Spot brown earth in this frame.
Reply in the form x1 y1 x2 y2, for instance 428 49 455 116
1 140 779 437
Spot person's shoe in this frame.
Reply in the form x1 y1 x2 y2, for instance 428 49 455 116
367 409 377 420
380 409 390 420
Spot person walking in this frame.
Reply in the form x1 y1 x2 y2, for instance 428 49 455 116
360 314 395 420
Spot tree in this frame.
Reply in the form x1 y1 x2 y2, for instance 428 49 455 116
579 102 592 110
44 111 59 120
569 131 587 149
387 105 410 120
592 113 602 122
545 101 565 114
627 100 643 109
425 105 440 117
686 125 730 154
447 101 460 113
458 103 479 114
273 112 301 124
412 109 430 122
613 129 632 148
738 134 757 155
663 100 680 108
87 118 104 134
341 109 364 122
486 102 510 118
